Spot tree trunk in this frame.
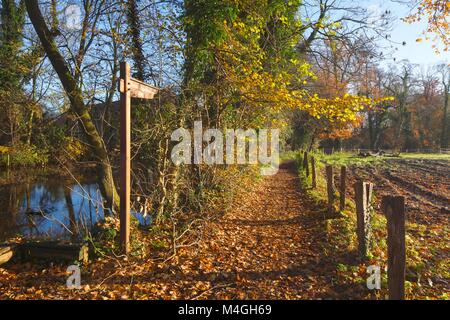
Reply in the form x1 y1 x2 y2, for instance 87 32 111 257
25 0 119 212
441 81 449 149
125 0 146 81
368 110 374 150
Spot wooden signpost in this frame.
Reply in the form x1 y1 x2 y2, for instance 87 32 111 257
119 61 159 254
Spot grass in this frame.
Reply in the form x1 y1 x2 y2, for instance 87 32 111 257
316 151 449 166
399 153 450 160
283 150 450 167
283 150 385 167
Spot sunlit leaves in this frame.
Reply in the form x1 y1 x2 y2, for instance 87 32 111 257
403 0 450 53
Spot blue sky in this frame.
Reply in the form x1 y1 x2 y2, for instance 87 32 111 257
365 0 449 66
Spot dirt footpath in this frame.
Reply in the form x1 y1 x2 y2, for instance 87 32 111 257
0 161 342 299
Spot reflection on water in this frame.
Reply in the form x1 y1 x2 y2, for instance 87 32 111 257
0 177 105 242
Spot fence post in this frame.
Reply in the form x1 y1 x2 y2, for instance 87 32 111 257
303 151 309 177
326 165 335 214
311 156 317 189
354 180 373 259
382 196 406 300
339 165 347 211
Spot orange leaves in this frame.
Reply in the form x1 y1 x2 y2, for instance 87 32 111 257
403 0 450 53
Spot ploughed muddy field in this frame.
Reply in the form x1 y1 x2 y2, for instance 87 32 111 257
334 158 449 297
339 158 449 225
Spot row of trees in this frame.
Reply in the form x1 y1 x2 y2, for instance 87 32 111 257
289 30 449 151
352 61 449 151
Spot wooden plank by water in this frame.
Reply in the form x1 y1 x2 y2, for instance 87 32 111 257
20 241 89 264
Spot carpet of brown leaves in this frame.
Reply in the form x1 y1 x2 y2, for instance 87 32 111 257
0 162 339 300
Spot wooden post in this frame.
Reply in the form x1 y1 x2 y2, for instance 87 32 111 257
339 165 346 211
326 165 335 214
311 156 316 189
382 196 406 300
303 151 309 177
354 180 373 259
120 61 131 254
118 62 158 254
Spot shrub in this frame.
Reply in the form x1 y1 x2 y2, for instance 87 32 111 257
0 143 48 167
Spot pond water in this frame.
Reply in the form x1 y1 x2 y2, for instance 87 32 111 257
0 170 153 243
0 174 106 243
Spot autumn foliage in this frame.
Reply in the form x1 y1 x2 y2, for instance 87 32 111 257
404 0 450 53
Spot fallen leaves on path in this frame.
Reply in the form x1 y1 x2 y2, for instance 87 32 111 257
0 162 343 300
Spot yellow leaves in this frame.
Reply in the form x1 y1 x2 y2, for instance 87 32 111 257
330 21 342 29
416 38 423 43
192 3 390 130
300 93 395 139
300 93 374 127
233 21 245 29
279 15 288 25
249 26 260 33
0 145 10 154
